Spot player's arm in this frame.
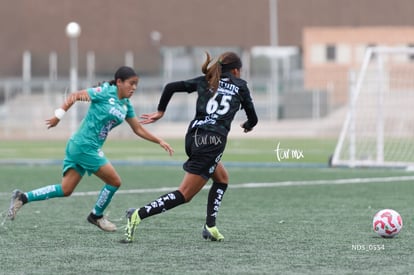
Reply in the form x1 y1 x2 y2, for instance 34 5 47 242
126 116 174 156
240 89 258 133
46 90 90 129
140 81 194 124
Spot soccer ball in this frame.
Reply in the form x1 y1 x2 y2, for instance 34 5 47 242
372 209 403 238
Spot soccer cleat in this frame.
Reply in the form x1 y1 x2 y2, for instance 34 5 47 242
8 189 24 220
121 208 141 243
202 224 224 241
87 214 117 232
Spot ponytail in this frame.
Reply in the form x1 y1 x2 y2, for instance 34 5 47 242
202 51 242 94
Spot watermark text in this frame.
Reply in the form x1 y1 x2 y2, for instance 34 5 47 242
274 142 304 162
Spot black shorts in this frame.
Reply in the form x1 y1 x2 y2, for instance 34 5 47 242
183 128 227 179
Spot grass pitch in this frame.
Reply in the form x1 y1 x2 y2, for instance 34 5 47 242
0 139 414 274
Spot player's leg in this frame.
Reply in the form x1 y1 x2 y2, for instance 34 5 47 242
8 169 82 220
87 163 121 232
133 172 206 220
122 173 208 242
203 161 228 241
122 129 224 242
206 161 228 227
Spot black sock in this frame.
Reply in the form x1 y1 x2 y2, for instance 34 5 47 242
206 182 228 227
88 212 103 219
138 190 185 220
20 193 28 204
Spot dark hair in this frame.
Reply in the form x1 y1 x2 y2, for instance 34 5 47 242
201 52 242 93
108 66 137 85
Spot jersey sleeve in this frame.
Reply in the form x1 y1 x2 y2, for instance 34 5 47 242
125 99 136 119
239 84 258 130
182 76 204 91
86 82 111 103
157 76 204 111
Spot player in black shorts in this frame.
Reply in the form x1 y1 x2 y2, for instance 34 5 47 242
122 51 258 243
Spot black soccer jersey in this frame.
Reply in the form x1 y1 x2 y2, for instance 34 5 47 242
158 72 258 137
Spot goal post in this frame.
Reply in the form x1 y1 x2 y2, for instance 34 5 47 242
331 46 414 168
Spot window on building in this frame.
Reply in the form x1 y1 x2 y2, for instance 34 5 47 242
326 44 336 62
367 43 377 60
409 44 414 61
310 44 325 64
337 44 351 64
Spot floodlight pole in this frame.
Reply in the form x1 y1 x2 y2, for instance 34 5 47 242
269 0 278 47
269 0 279 120
65 22 81 134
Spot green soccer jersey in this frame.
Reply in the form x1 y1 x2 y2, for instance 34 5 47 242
69 82 135 148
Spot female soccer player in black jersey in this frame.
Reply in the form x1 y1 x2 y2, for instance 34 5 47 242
122 51 258 243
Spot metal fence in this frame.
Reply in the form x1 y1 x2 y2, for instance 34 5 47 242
0 47 346 139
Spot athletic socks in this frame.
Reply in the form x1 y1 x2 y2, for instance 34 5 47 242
22 183 118 218
92 184 118 217
138 190 185 220
135 184 227 225
25 184 64 202
206 182 228 227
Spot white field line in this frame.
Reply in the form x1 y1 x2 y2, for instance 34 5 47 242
3 175 412 197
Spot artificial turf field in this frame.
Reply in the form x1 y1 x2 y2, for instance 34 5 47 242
0 138 414 274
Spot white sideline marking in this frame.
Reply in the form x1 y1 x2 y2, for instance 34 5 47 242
234 175 414 188
1 176 414 197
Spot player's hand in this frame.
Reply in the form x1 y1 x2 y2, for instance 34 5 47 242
240 122 253 133
159 140 174 156
140 111 164 124
46 116 60 129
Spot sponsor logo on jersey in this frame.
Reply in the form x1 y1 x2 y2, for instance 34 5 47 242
99 119 117 140
191 116 216 128
109 106 126 120
217 80 239 95
92 87 102 93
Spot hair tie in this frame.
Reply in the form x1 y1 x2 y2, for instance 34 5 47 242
218 59 223 65
220 59 242 72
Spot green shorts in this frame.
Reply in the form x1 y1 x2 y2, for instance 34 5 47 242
62 139 108 177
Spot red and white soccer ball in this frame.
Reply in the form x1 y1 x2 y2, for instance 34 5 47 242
372 209 403 238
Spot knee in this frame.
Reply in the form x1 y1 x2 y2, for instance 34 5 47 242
179 189 195 203
105 176 121 188
181 192 193 203
215 174 229 184
221 175 229 184
213 168 229 183
222 171 229 183
111 180 122 188
111 175 122 188
183 195 193 203
62 188 74 197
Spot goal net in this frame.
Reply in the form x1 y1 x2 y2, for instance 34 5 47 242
331 46 414 168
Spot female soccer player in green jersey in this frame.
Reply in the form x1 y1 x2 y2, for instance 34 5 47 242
122 52 258 243
8 66 174 232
